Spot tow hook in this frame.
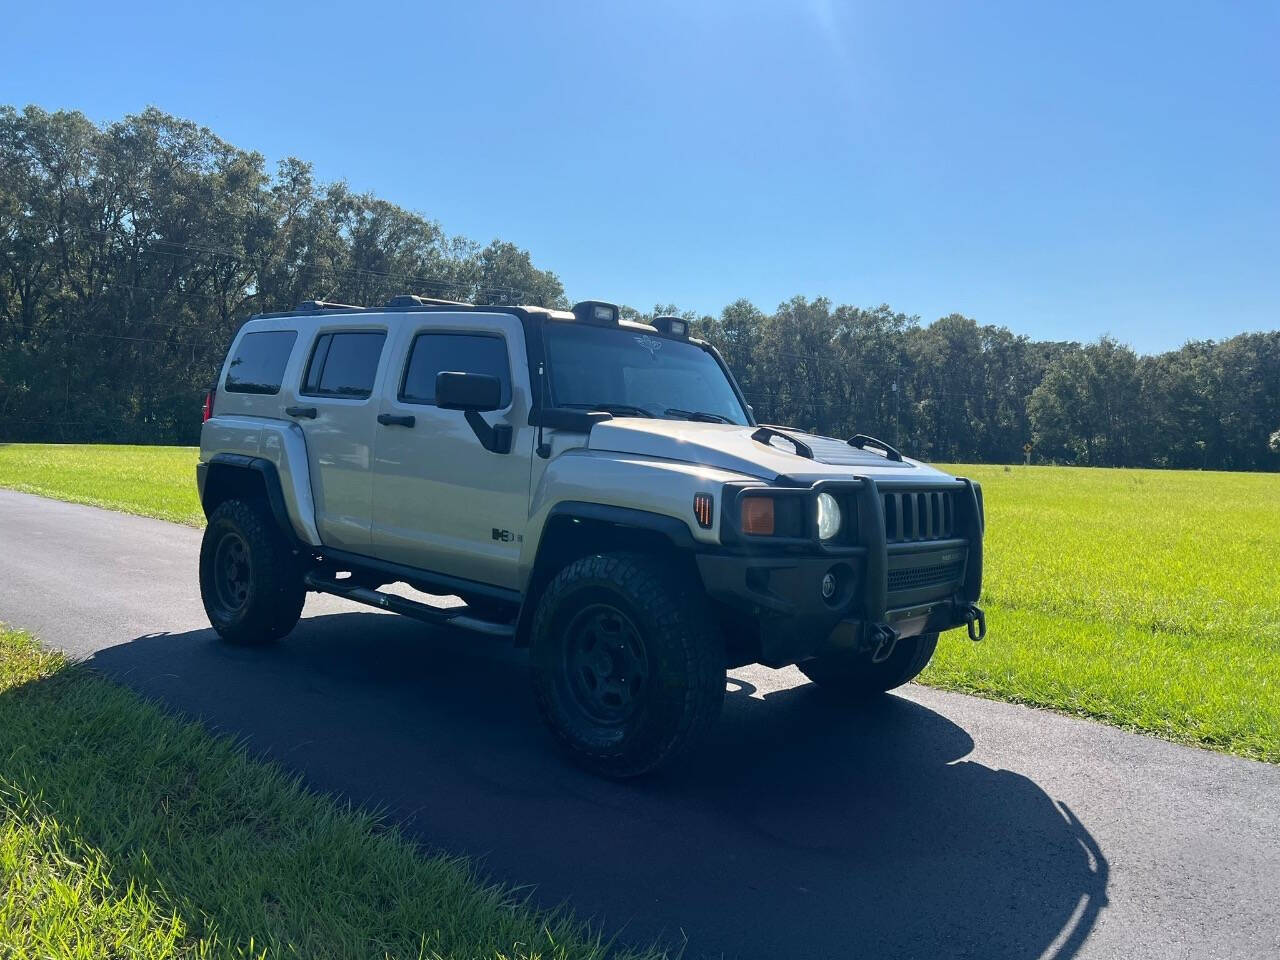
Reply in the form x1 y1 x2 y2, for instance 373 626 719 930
869 623 900 664
962 604 987 642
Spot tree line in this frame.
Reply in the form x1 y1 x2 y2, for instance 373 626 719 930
689 301 1280 470
2 104 1277 470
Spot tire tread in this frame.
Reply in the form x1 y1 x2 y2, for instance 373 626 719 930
199 498 305 645
798 631 939 697
530 552 724 777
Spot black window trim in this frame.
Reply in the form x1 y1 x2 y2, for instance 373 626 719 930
397 328 514 409
223 329 299 396
299 327 388 401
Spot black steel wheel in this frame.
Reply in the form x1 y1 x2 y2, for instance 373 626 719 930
562 603 650 725
531 553 724 778
211 531 252 614
199 498 306 644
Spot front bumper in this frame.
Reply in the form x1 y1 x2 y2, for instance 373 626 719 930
697 475 985 668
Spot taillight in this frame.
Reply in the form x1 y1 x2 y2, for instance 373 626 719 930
202 387 216 423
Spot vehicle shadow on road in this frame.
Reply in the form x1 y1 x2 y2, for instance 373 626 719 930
86 609 1108 960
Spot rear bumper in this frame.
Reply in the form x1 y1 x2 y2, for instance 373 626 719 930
696 476 985 667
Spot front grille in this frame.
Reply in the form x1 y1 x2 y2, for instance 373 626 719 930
883 490 957 543
888 560 963 592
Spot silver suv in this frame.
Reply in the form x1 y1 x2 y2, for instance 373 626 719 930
197 295 986 776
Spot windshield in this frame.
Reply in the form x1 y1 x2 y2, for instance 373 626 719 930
543 322 750 425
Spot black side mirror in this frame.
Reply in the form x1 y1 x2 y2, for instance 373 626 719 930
435 371 510 453
436 371 501 412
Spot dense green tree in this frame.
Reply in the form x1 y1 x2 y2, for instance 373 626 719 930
1027 338 1145 466
0 103 1276 469
0 105 565 442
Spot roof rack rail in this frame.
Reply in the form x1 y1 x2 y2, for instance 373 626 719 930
295 300 366 312
387 294 471 308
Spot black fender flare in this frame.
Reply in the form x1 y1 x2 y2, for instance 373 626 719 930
539 501 699 549
514 501 701 644
199 453 297 545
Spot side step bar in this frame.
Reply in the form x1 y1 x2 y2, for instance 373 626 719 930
303 573 516 639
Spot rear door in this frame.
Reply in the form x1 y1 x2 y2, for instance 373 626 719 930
290 323 390 552
370 312 534 590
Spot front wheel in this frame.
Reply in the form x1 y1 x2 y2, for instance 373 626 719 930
199 499 306 644
530 553 725 778
798 631 939 697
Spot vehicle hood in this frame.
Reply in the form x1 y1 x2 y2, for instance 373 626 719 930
585 419 955 484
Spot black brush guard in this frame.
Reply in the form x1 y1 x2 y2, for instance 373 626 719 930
697 475 987 668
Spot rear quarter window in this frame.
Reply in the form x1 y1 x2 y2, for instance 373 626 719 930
301 331 387 398
224 330 298 395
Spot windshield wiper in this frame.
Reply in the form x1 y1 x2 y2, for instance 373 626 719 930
665 408 732 424
561 402 655 418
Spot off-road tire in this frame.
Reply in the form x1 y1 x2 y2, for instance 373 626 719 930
530 553 725 778
798 631 939 697
199 499 306 645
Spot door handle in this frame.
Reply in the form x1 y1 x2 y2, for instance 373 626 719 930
377 413 416 428
285 406 317 419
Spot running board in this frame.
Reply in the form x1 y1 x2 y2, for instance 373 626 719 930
303 573 515 638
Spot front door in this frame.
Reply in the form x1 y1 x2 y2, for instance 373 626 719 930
370 312 534 591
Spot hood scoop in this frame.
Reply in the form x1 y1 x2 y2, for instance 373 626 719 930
750 426 813 459
751 427 911 469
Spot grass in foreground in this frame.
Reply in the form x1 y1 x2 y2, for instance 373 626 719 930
0 443 1276 762
0 627 662 959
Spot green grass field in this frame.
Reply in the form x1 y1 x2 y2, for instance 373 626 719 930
1 444 1277 762
0 626 661 959
0 443 204 525
926 463 1279 760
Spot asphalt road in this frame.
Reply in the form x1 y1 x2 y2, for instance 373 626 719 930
1 488 1277 960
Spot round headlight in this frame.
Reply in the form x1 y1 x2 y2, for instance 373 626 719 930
816 492 841 540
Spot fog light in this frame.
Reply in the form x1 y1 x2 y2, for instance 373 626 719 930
821 572 836 599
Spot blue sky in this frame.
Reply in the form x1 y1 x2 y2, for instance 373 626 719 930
4 1 1277 352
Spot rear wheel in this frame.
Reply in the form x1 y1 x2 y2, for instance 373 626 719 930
530 553 725 778
199 499 306 644
798 631 939 697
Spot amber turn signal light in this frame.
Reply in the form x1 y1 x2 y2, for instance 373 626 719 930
693 493 714 529
741 495 775 535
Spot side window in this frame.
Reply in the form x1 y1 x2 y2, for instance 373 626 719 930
224 330 298 394
400 333 512 406
301 331 387 398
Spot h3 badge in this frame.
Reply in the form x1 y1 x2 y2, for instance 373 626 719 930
491 528 522 543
